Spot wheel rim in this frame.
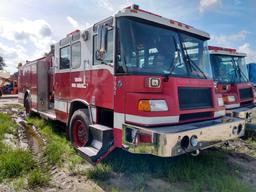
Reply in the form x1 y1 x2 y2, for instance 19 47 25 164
73 120 88 147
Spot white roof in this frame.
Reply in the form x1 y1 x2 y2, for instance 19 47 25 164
115 7 210 39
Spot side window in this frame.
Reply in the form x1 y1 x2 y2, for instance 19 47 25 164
60 46 70 69
93 30 113 65
71 42 81 69
93 35 101 65
104 30 113 62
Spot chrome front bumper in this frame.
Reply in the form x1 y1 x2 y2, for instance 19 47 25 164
226 104 256 123
122 117 245 157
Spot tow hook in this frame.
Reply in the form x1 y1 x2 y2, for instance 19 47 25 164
190 150 200 156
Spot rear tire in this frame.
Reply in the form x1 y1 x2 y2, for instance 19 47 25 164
24 92 31 115
69 109 91 147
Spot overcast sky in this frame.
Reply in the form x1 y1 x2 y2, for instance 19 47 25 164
0 0 255 73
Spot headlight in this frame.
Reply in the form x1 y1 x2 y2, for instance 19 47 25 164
223 95 236 103
217 97 224 107
138 100 168 112
227 96 235 102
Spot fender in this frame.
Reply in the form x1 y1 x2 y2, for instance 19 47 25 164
67 99 93 126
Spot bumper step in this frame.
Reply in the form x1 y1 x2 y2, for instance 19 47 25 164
76 124 113 163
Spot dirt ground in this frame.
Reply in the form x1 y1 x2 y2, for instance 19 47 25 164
0 100 256 192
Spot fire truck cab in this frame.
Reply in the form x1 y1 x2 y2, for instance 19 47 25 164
209 46 256 123
19 5 245 163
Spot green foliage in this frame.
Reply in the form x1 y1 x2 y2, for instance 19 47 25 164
12 177 25 192
26 117 78 166
103 149 252 192
0 113 16 139
27 168 49 188
68 155 84 174
0 149 35 180
86 164 112 181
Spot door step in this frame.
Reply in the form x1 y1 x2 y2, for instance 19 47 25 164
76 124 113 163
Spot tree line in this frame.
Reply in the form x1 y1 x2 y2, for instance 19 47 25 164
0 56 6 70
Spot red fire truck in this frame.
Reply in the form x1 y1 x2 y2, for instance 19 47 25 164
209 46 256 123
18 5 245 163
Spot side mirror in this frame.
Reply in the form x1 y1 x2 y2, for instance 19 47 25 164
96 25 108 60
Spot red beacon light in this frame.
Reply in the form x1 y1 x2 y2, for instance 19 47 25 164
127 4 162 17
66 29 80 37
208 46 237 54
170 20 192 29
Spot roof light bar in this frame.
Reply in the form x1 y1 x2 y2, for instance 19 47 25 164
66 29 80 37
208 46 236 53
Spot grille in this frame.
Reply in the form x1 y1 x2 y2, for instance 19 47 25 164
180 112 212 122
239 88 253 101
178 87 213 110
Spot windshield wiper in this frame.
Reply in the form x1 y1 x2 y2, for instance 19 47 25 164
169 37 183 74
182 47 207 79
231 58 249 82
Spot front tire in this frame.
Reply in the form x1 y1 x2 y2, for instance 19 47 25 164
69 109 90 147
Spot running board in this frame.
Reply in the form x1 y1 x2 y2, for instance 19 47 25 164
76 124 113 163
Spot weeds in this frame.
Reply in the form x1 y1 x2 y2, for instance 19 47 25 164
68 155 84 174
0 113 16 139
103 149 252 192
26 117 80 167
86 164 112 180
27 168 49 188
132 173 146 191
12 177 25 192
0 149 35 180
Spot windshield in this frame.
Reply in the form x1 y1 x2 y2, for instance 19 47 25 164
210 54 249 83
116 17 212 79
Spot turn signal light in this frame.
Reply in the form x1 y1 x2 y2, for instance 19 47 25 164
138 100 151 112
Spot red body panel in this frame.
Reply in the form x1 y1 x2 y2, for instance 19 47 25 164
216 82 254 106
112 76 224 133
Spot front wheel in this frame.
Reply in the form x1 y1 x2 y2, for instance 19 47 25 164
69 109 90 147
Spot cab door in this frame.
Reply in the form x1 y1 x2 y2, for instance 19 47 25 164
54 43 71 122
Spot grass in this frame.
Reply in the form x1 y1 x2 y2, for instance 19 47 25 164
12 177 25 192
0 113 35 182
0 111 50 191
101 149 252 192
0 149 35 180
0 113 16 139
26 117 82 167
24 115 256 191
86 164 112 181
27 168 49 188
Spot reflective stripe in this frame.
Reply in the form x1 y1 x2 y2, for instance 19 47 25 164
126 114 179 125
114 112 125 129
225 103 240 109
214 110 225 118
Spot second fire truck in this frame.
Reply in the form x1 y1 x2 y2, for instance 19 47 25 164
18 5 245 163
209 46 256 123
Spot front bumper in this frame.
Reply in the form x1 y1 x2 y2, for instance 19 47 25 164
122 117 245 157
226 104 256 123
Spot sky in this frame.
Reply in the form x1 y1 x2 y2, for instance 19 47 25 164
0 0 256 74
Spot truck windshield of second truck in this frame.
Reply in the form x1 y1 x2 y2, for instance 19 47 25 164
210 54 249 83
116 17 212 79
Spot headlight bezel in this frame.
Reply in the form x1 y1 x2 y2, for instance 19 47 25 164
138 99 168 112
